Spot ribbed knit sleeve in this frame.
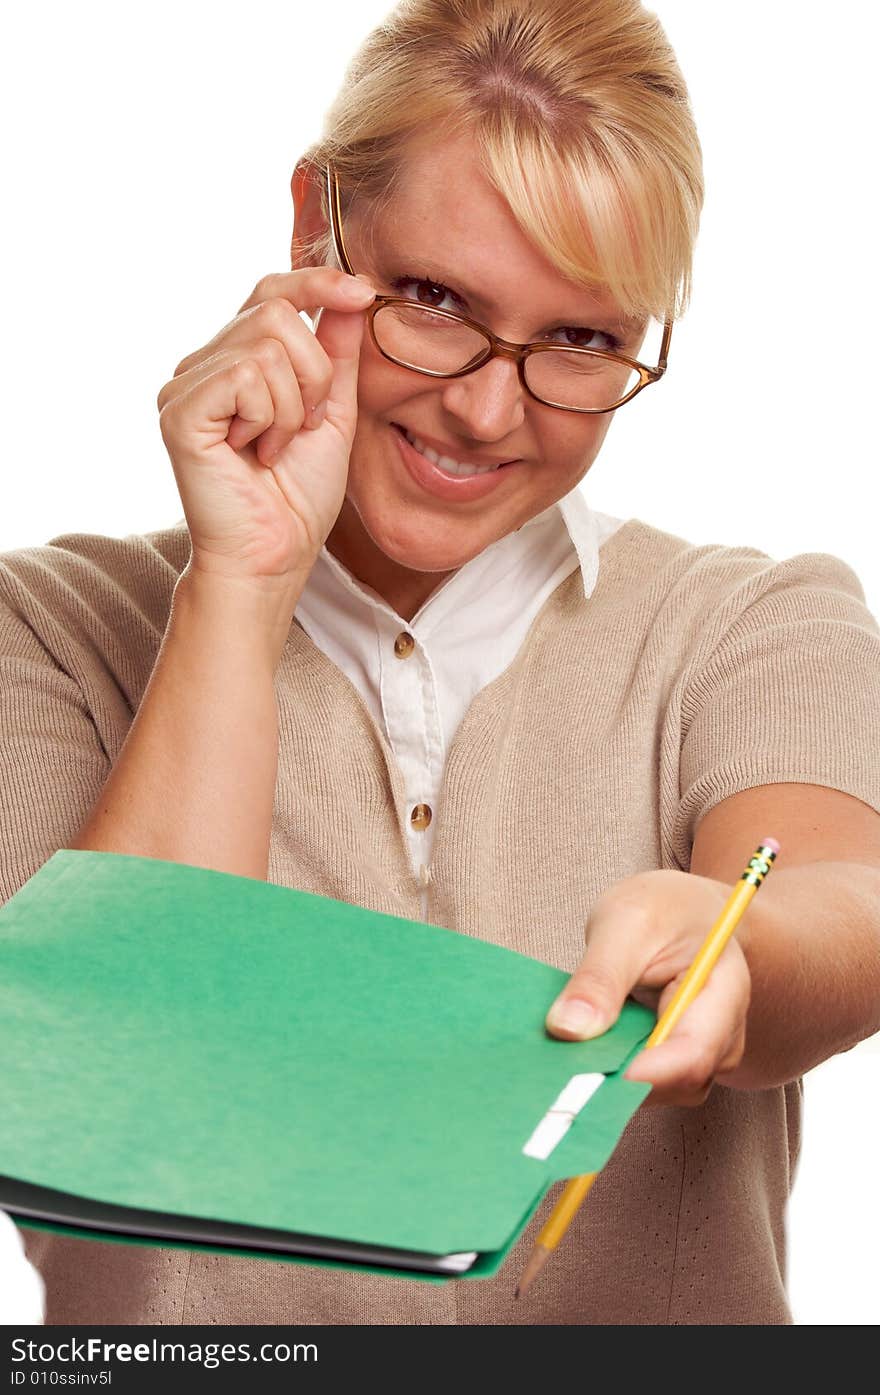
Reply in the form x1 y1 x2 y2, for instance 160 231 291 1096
670 550 880 868
0 528 188 905
0 604 109 902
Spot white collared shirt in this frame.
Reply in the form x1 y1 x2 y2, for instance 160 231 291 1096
294 486 624 883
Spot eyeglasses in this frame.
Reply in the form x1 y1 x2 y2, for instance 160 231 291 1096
324 163 673 415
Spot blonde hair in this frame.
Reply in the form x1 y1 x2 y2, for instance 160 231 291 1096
297 0 703 320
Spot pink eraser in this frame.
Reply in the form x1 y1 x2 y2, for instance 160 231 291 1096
761 837 781 854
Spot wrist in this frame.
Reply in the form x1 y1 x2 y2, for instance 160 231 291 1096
171 564 306 669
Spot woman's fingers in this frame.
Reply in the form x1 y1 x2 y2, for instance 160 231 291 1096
236 267 376 319
625 946 750 1106
226 340 306 459
155 264 377 583
162 269 375 464
232 299 329 432
160 340 302 463
545 879 681 1038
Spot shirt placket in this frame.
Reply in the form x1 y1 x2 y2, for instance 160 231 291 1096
375 614 445 916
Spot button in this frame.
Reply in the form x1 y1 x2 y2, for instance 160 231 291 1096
394 631 415 659
418 863 432 888
410 803 432 831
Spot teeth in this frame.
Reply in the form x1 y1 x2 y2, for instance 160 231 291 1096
403 428 500 477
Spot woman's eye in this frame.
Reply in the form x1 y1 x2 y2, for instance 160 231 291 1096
551 326 622 353
389 275 624 352
391 277 459 311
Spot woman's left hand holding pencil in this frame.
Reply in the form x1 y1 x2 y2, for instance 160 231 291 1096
545 870 751 1107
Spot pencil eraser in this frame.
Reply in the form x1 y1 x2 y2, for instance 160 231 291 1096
761 837 781 854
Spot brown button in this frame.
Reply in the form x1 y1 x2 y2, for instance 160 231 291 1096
410 803 432 831
393 631 415 659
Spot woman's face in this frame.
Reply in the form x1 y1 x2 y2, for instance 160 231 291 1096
299 132 643 616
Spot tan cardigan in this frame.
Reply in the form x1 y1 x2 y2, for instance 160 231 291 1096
3 517 879 1325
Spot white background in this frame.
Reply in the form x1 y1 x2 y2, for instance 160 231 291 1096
2 1 877 1325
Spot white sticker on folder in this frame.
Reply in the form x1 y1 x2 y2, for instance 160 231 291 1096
521 1073 605 1160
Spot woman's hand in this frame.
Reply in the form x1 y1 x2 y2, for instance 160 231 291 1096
156 268 376 589
545 870 751 1107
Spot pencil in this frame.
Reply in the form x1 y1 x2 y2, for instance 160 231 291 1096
514 837 780 1299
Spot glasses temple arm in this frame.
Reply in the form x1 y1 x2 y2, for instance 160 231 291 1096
324 164 356 277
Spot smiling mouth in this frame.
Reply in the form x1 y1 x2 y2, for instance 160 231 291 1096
393 424 515 476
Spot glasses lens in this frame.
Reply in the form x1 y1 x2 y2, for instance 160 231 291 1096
371 302 654 411
524 349 641 412
372 302 489 374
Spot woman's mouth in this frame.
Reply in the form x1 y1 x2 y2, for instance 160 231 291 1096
398 425 509 477
392 423 518 502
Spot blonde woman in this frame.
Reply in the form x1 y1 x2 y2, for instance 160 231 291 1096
2 0 879 1325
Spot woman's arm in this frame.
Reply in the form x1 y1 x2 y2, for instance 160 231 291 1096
689 781 880 1087
714 858 880 1088
69 266 377 879
67 569 297 880
546 783 880 1101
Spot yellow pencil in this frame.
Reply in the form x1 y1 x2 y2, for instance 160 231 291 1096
515 837 780 1299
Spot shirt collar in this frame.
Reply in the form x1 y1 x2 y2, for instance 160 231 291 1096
314 484 601 622
519 486 600 599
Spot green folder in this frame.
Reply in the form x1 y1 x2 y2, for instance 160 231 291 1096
0 851 653 1282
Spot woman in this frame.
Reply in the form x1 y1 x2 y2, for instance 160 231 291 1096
3 0 879 1325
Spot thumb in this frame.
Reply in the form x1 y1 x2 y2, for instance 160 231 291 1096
544 972 621 1041
314 301 370 421
545 903 645 1041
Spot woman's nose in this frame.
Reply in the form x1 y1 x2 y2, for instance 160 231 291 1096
439 356 526 440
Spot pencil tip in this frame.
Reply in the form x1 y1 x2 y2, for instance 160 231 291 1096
514 1243 551 1300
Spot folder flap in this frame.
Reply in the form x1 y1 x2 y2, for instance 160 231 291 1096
0 851 655 1257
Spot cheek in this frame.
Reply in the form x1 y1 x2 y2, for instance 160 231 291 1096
580 410 614 462
544 416 610 477
355 337 417 416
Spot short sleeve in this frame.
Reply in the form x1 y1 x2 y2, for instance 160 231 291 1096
0 603 110 904
669 550 880 868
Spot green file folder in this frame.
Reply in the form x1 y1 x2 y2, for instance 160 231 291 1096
0 851 653 1281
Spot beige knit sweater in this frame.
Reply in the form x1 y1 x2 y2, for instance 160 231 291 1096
3 516 879 1325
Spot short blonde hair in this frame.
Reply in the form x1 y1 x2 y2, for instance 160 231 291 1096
297 0 703 320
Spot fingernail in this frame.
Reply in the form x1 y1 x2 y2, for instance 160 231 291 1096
342 275 376 302
546 999 603 1037
305 401 327 430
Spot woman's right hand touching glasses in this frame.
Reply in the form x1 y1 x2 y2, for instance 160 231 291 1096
156 268 376 593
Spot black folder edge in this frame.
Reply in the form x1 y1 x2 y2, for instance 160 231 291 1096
1 1174 493 1280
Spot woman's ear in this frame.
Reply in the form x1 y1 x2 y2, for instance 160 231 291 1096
289 158 330 272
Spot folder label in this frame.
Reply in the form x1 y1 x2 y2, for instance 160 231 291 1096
521 1072 605 1160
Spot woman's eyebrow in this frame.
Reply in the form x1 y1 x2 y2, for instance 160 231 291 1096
373 248 495 312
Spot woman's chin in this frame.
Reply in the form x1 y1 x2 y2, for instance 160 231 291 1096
367 529 482 575
332 487 503 590
346 508 471 571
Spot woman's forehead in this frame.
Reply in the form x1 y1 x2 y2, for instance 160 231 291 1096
348 133 636 329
